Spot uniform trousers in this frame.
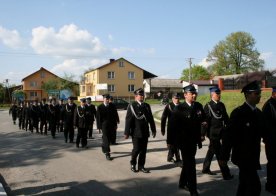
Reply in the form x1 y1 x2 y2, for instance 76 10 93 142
76 128 88 147
40 119 47 134
167 145 181 161
237 167 261 196
88 123 94 138
265 144 276 191
203 138 231 177
101 126 111 154
64 124 74 142
130 137 148 167
179 144 197 193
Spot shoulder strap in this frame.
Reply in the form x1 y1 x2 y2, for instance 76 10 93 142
207 103 222 119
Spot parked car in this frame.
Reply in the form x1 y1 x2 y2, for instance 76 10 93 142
112 98 129 110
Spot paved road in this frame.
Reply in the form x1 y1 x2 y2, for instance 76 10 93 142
0 105 273 196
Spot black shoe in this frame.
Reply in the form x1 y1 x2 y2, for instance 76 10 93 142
69 141 74 143
223 174 234 180
106 154 113 161
138 167 150 173
111 142 118 145
179 184 189 191
167 158 175 162
131 165 138 173
65 140 68 143
76 144 79 148
202 170 216 175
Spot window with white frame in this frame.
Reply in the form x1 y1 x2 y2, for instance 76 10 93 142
30 81 37 87
128 71 135 79
30 91 37 97
119 61 124 67
108 84 115 92
128 84 135 92
107 71 115 79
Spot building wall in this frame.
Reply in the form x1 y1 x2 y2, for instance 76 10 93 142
80 59 144 99
22 69 58 101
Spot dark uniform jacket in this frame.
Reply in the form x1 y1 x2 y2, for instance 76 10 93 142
262 97 276 148
171 101 205 149
60 103 76 126
86 104 97 126
222 103 265 169
47 104 59 124
201 100 229 140
17 106 24 119
124 101 156 138
161 102 180 144
96 103 119 130
74 106 88 129
9 105 18 119
30 105 40 121
39 103 48 121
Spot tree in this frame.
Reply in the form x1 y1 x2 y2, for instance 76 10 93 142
41 79 59 92
207 31 264 75
180 65 211 81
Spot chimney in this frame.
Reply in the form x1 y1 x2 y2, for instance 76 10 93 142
110 59 115 63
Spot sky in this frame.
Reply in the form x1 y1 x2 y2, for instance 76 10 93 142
1 0 276 85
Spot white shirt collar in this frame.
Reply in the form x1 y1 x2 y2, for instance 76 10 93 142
245 102 256 111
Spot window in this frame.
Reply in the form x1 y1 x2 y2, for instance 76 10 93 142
107 71 115 79
128 84 135 92
108 84 115 92
30 91 37 97
30 81 37 87
40 72 45 78
119 61 124 67
128 72 135 79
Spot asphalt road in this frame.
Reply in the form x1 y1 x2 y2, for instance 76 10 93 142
0 105 273 196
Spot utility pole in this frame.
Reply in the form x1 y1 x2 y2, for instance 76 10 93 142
187 58 194 83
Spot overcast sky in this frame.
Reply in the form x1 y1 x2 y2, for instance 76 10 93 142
1 0 276 85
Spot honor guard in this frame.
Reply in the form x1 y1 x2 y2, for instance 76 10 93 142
39 98 48 135
201 87 233 180
60 96 76 143
96 94 119 160
172 84 206 196
9 102 18 125
48 98 59 138
108 96 120 145
30 99 40 133
86 97 97 139
24 102 32 131
161 93 181 164
221 81 266 196
262 86 276 194
17 102 25 130
74 98 89 148
124 88 156 173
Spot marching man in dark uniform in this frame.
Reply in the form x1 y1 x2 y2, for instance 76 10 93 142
48 98 59 138
221 81 266 196
56 99 64 132
86 97 97 139
24 102 32 131
30 99 40 133
74 98 89 148
17 102 25 130
262 86 276 194
9 101 18 125
201 87 233 180
39 98 48 135
108 96 120 145
161 92 181 164
172 84 206 196
97 94 120 160
124 88 156 173
60 96 76 143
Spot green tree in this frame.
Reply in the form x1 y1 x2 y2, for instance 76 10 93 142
60 73 78 90
41 79 60 91
0 83 4 103
207 31 264 75
180 65 211 81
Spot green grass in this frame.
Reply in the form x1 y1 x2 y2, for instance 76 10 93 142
197 91 271 115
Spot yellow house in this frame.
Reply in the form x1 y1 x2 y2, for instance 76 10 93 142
79 58 157 100
22 67 78 101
